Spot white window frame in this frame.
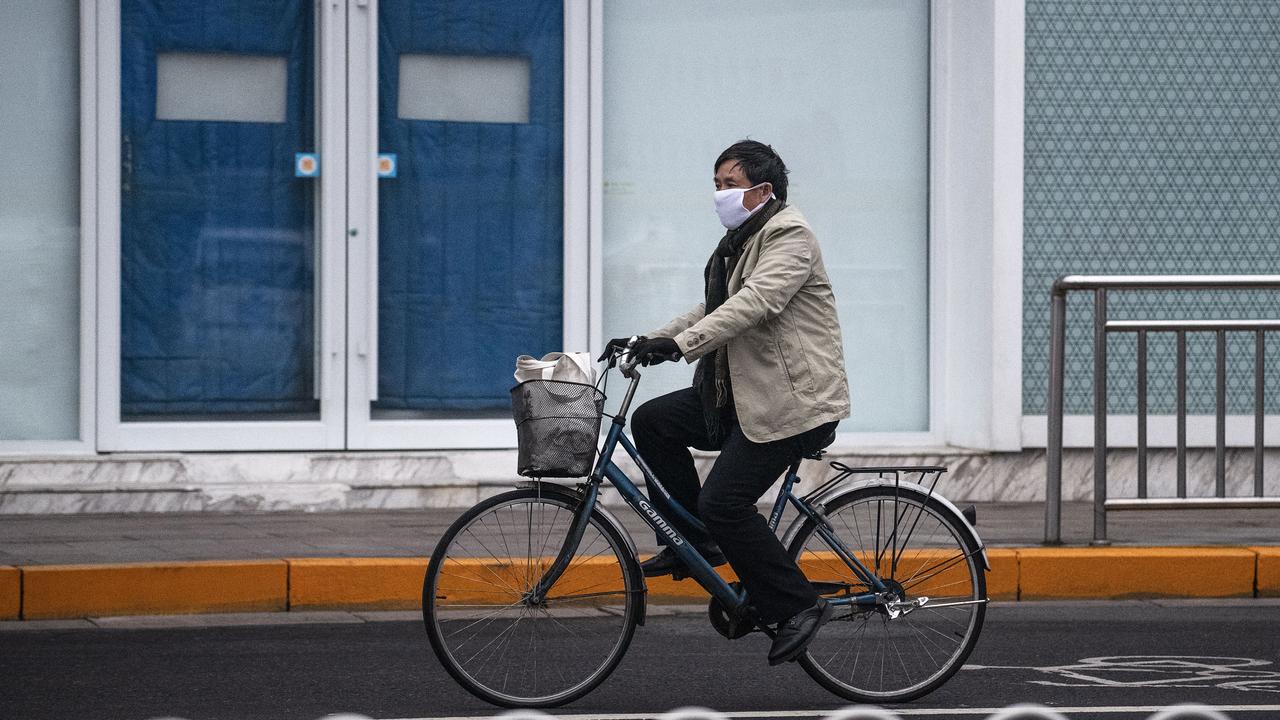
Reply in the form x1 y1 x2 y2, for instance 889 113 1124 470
1024 415 1280 449
0 0 99 455
91 0 348 452
345 0 590 450
587 1 1027 453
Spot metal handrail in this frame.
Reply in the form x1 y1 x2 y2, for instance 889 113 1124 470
1044 274 1280 544
1054 274 1280 291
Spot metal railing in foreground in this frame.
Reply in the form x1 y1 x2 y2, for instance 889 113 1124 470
1044 275 1280 545
250 705 1248 720
483 703 1240 720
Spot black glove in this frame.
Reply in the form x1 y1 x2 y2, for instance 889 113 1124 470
598 336 642 363
627 336 682 366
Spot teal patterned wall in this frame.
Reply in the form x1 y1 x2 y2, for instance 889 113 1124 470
1023 0 1280 416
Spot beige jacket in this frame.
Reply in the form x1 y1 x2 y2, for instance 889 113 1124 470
648 206 851 443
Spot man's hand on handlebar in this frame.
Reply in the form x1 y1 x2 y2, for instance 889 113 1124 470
627 336 682 366
598 336 642 366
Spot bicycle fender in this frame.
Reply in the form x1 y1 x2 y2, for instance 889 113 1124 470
519 481 649 625
781 478 991 571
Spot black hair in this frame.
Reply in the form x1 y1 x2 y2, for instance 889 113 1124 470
714 140 790 203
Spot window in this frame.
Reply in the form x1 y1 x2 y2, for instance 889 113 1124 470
397 54 531 124
156 52 287 123
0 0 80 440
601 0 931 431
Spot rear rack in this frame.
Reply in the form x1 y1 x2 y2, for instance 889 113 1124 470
805 462 948 504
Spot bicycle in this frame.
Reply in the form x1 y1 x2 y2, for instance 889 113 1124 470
423 345 989 707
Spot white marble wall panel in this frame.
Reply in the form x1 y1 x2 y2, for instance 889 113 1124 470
0 489 203 514
1 446 1277 513
0 457 187 488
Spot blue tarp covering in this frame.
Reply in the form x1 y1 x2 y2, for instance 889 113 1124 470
120 0 562 419
120 0 316 416
375 0 564 412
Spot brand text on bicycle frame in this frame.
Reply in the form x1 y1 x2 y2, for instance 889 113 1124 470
637 499 685 547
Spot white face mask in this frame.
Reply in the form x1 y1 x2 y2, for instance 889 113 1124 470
713 183 770 229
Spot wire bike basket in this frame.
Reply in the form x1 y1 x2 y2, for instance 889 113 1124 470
510 379 606 478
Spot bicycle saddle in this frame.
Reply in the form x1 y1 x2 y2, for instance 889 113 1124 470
802 428 837 461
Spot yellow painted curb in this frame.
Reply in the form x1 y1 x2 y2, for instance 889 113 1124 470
0 566 19 620
985 549 1019 601
11 547 1280 619
289 558 427 610
21 561 287 620
1252 547 1280 598
1018 546 1256 600
645 561 738 603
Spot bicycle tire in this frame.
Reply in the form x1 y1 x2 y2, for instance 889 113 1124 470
789 485 987 702
423 486 643 708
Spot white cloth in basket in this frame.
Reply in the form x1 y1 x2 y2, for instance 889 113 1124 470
514 352 597 385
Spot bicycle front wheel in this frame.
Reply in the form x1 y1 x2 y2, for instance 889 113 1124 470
789 486 987 703
423 487 642 708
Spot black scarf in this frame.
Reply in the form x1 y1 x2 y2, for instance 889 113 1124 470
693 198 785 445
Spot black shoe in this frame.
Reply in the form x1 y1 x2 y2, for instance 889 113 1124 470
767 599 833 666
640 544 727 579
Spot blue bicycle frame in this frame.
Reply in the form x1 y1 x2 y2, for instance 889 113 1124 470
528 360 889 620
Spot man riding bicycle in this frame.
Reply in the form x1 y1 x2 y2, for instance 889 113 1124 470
600 140 851 666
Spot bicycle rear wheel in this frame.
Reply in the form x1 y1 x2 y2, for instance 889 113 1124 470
788 485 986 702
423 487 642 707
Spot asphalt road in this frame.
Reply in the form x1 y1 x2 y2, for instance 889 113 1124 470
2 601 1279 720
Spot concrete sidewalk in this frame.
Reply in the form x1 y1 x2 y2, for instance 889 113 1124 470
2 501 1279 566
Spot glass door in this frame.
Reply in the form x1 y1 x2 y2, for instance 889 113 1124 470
98 0 347 450
346 0 579 449
97 0 583 452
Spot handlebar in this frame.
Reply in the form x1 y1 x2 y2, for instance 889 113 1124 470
615 336 642 377
607 336 681 378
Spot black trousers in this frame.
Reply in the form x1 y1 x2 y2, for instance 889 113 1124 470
630 386 838 624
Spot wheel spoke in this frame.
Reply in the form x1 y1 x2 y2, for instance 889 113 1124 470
546 589 629 603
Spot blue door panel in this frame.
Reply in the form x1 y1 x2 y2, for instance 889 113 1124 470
375 0 564 412
120 0 316 416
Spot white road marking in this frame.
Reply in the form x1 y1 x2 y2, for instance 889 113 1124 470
962 656 1280 693
380 706 1280 720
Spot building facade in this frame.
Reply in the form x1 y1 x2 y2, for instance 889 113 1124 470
0 0 1275 512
